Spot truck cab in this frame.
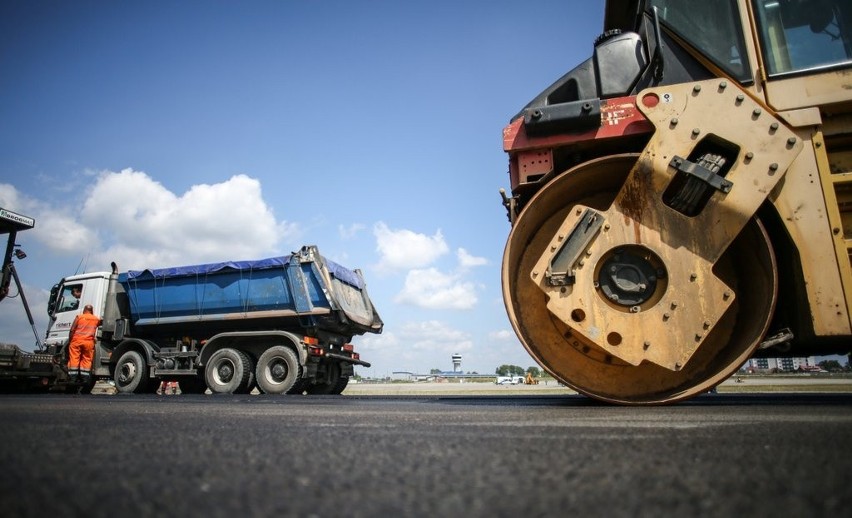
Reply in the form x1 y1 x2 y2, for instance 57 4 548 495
46 272 114 380
46 272 112 346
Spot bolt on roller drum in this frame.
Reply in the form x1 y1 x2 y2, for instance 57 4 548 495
502 154 778 404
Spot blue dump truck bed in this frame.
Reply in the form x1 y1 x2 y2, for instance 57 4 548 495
118 246 383 337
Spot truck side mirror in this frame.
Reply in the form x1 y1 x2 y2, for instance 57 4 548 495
47 284 59 318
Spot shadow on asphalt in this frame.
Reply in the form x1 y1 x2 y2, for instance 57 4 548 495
423 393 852 407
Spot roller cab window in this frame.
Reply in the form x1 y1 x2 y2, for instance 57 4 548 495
753 0 852 77
647 0 751 82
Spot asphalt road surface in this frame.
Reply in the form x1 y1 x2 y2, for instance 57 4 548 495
0 393 850 518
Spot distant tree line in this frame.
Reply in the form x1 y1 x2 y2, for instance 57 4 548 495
818 359 847 372
495 364 542 377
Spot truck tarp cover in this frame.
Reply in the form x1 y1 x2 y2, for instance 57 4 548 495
118 249 381 334
124 257 364 289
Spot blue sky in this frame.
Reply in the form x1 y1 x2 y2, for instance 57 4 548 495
0 0 605 377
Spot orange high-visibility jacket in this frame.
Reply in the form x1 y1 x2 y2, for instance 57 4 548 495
69 313 101 346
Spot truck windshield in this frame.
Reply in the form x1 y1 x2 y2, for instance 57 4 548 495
752 0 852 77
647 0 751 82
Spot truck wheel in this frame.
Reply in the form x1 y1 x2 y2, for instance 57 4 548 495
306 363 342 395
114 350 152 394
286 379 308 395
255 346 301 395
330 375 349 395
205 348 253 394
179 376 207 394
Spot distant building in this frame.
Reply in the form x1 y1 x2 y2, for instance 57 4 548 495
745 357 817 372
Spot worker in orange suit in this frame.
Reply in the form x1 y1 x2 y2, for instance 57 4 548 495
67 304 101 384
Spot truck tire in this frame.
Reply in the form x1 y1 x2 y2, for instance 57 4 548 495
306 362 344 395
114 350 152 394
286 378 308 395
255 346 301 395
330 375 349 395
179 376 207 394
205 348 253 394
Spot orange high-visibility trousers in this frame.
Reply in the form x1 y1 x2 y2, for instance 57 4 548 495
67 341 94 375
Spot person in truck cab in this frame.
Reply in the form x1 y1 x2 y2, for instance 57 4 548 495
69 286 81 309
67 304 101 384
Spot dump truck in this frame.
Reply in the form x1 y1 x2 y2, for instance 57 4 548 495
50 246 382 394
2 240 382 395
499 0 852 404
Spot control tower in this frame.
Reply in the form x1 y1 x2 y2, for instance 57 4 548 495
451 354 462 373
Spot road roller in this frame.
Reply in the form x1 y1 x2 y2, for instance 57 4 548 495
500 0 852 403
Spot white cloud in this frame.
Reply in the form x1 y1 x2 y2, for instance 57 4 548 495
0 184 24 209
0 283 51 352
76 169 299 270
373 222 448 272
394 267 478 310
488 329 516 341
356 331 399 352
3 170 301 271
38 211 101 253
457 247 487 269
400 320 473 353
352 321 479 375
338 223 366 240
0 183 99 254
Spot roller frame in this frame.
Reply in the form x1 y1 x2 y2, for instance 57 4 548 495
529 79 802 371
